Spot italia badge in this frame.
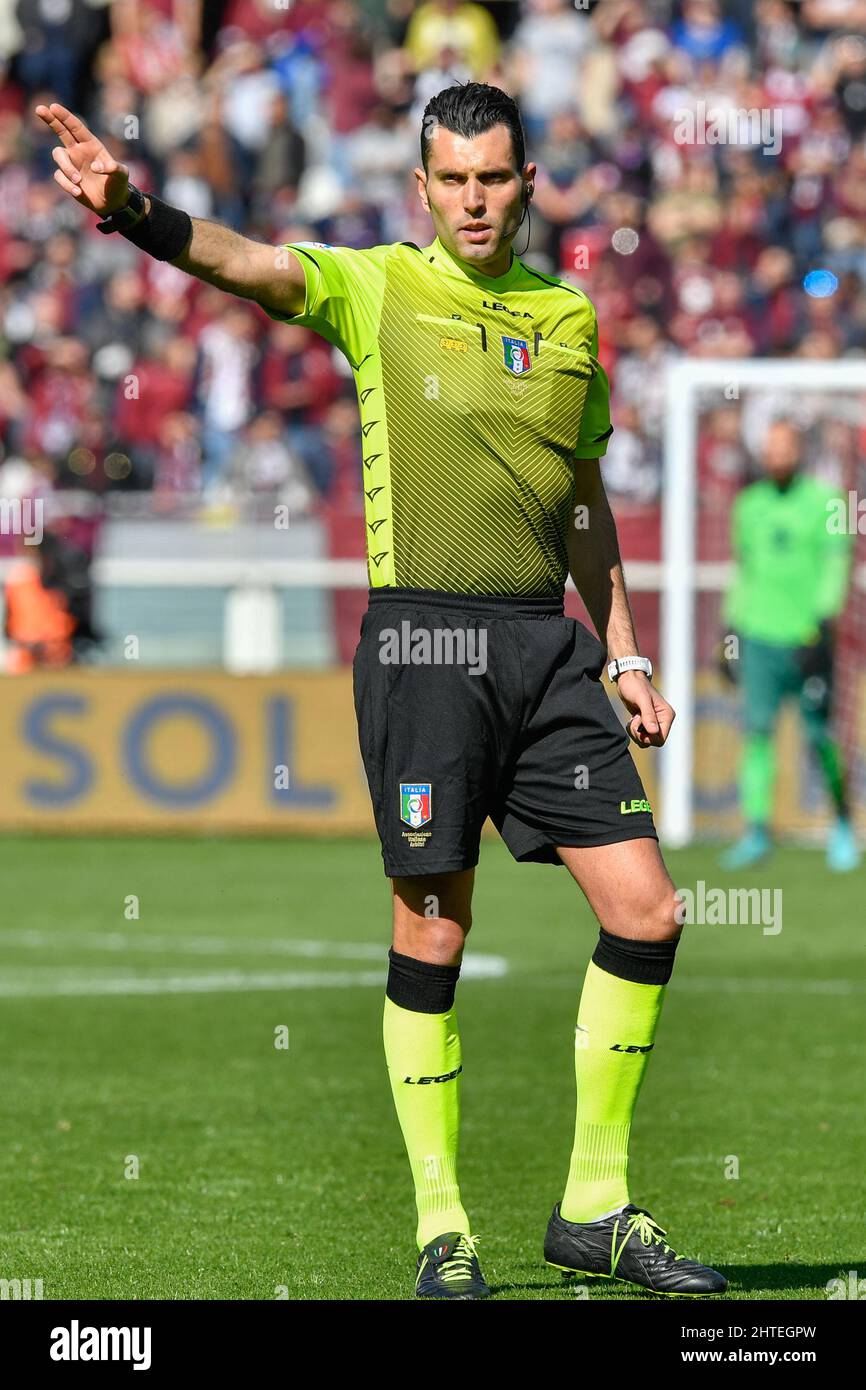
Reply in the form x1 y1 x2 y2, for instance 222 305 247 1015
502 335 531 375
400 782 432 828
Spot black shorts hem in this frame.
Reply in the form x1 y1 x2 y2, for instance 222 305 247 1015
502 822 658 865
382 854 480 878
550 825 659 848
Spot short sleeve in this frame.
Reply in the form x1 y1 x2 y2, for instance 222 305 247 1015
574 312 613 460
263 242 389 369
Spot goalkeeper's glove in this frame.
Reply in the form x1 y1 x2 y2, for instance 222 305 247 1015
795 618 835 679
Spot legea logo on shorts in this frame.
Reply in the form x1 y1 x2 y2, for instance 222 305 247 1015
400 782 432 828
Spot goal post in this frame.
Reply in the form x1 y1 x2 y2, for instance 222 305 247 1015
659 357 866 847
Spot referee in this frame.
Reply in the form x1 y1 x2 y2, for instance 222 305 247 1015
38 82 726 1300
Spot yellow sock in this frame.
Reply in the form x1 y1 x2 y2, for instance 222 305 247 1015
383 996 470 1249
561 959 666 1223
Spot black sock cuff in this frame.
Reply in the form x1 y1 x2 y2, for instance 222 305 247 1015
386 948 461 1013
592 927 679 985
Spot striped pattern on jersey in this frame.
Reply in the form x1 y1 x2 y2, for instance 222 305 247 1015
270 236 611 597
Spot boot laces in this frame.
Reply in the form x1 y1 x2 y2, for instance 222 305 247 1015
611 1208 683 1273
626 1208 682 1259
439 1233 481 1284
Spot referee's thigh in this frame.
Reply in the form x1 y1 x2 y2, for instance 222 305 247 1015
556 838 681 942
391 869 475 966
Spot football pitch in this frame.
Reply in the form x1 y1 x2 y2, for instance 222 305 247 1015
0 834 862 1302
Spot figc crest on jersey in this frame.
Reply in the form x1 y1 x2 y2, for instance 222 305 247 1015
501 336 532 375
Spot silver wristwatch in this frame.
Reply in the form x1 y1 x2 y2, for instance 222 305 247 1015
607 655 653 682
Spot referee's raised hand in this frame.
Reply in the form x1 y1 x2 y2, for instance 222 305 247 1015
35 102 129 216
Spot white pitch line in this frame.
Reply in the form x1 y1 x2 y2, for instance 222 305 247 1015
0 952 508 999
0 970 389 999
0 931 507 977
0 930 387 959
0 966 857 999
533 974 865 996
677 975 865 996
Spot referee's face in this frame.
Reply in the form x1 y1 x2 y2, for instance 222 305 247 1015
415 123 534 277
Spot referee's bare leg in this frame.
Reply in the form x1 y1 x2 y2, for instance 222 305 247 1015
556 836 680 941
392 869 474 963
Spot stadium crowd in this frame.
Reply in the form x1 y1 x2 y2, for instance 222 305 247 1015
0 0 865 532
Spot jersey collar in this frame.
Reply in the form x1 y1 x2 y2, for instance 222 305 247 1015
424 233 524 292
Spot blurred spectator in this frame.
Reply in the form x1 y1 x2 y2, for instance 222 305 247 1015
601 402 661 502
13 0 105 108
508 0 596 141
670 0 744 64
112 333 196 486
152 409 202 503
3 528 98 672
614 314 673 446
228 408 317 510
81 268 147 361
345 103 416 237
404 0 500 80
248 92 306 226
259 321 343 494
194 302 258 492
24 337 95 462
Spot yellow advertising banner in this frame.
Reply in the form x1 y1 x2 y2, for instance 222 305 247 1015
0 670 375 833
0 668 857 837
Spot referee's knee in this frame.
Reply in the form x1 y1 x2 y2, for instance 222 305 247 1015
650 885 685 943
391 873 473 966
600 881 683 945
391 916 470 967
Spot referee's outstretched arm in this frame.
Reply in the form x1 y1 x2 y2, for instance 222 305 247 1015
35 102 306 320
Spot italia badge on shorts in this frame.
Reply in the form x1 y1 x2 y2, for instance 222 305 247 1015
502 336 532 375
400 782 432 828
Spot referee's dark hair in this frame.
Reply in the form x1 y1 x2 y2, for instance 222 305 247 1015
421 81 526 173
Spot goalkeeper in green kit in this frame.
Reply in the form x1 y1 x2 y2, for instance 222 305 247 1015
720 420 859 872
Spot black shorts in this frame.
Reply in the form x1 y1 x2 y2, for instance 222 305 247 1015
352 588 657 877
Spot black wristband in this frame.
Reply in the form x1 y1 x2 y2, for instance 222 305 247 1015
109 192 193 262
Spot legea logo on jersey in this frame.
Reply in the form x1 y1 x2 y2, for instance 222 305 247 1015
502 336 532 376
400 783 432 828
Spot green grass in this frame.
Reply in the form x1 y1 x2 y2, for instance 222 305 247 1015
0 835 863 1300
